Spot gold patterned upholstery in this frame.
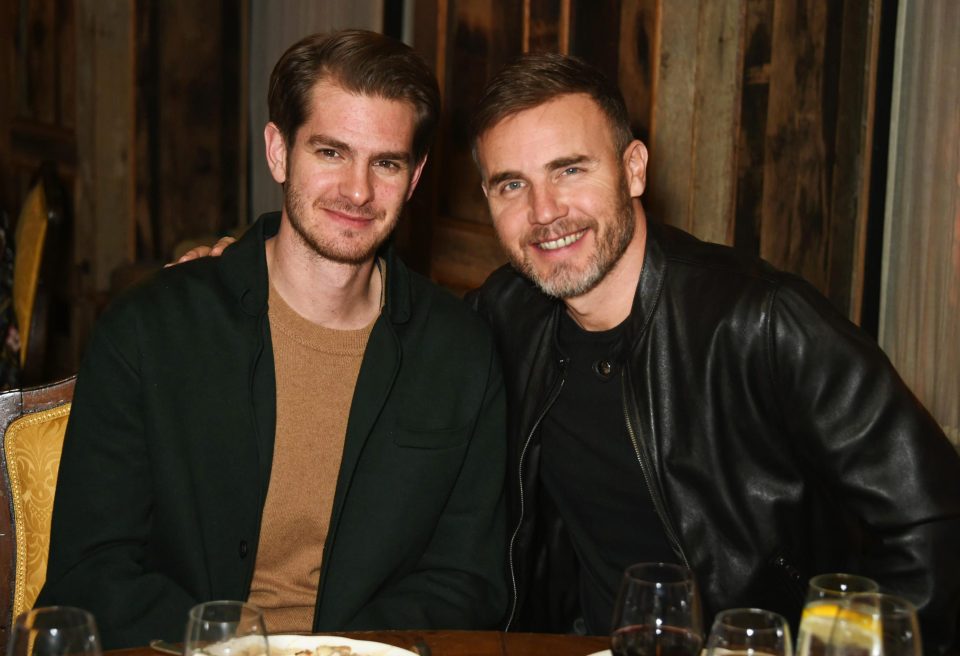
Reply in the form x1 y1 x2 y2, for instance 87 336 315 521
12 182 50 368
0 378 75 630
5 402 70 618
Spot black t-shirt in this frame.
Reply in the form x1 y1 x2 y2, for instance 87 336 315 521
540 310 676 635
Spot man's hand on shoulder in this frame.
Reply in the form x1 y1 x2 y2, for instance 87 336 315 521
165 236 237 267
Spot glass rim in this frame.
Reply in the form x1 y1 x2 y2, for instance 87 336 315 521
808 573 879 595
712 607 790 632
14 606 97 630
188 600 265 622
839 591 918 613
622 562 694 584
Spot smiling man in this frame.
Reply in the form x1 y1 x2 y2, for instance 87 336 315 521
467 54 960 654
38 30 507 648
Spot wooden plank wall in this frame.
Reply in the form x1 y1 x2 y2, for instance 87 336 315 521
411 0 882 322
0 0 79 380
1 1 246 376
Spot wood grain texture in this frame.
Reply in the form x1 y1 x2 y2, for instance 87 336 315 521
645 1 699 228
688 0 746 245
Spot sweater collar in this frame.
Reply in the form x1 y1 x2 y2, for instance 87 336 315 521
217 211 412 324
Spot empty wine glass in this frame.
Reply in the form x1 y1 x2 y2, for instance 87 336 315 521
797 574 879 656
610 562 704 656
705 608 793 656
184 601 268 656
7 606 102 656
825 593 920 656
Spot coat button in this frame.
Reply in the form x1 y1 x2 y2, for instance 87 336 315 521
239 541 249 558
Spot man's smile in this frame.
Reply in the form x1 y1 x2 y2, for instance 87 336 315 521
535 228 587 251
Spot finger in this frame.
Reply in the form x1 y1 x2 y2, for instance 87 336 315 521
209 236 238 257
165 246 213 267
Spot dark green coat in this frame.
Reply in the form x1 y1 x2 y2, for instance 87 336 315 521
38 214 508 648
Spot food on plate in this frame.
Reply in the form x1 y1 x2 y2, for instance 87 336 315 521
279 648 352 656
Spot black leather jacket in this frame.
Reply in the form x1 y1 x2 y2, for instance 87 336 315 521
469 221 960 654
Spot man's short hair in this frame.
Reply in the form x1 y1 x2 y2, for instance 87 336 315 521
470 53 634 161
268 29 440 163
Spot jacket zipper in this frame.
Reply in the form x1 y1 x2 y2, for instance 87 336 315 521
621 367 691 570
504 358 568 631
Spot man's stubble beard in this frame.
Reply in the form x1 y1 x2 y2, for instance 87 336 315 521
283 179 399 266
511 172 636 299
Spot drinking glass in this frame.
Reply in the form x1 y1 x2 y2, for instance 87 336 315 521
705 608 793 656
610 562 704 656
825 593 921 656
184 601 268 656
797 574 879 656
7 606 102 656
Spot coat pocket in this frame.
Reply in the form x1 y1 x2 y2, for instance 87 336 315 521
391 425 469 450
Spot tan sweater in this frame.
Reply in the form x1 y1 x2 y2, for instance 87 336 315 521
247 283 374 632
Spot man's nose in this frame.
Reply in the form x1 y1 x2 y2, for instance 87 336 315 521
340 162 373 206
528 185 567 224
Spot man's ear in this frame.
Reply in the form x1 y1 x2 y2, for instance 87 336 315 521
264 122 288 184
623 140 648 197
405 155 429 200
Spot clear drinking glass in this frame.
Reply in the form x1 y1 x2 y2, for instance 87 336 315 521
183 601 268 656
796 574 879 656
610 562 704 656
825 593 921 656
705 608 793 656
7 606 102 656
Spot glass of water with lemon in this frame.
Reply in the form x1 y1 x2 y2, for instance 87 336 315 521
825 593 921 656
796 574 879 656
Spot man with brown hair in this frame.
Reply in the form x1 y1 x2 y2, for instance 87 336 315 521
39 30 507 648
467 53 960 653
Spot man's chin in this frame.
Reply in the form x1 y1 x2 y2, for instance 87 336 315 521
518 260 599 300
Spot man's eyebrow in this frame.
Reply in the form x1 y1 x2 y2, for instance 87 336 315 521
486 170 524 189
372 150 412 164
546 154 591 170
306 134 353 154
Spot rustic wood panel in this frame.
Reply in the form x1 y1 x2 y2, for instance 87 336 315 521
733 0 774 256
645 1 700 229
879 0 960 444
617 0 658 145
74 0 135 353
0 0 79 377
154 0 228 257
825 0 881 321
688 1 746 245
760 2 836 292
525 0 569 53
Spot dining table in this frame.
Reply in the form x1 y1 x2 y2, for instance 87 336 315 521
109 631 610 656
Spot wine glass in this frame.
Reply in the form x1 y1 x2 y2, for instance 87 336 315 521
825 593 920 656
705 608 793 656
797 574 879 656
184 601 268 656
7 606 102 656
610 562 704 656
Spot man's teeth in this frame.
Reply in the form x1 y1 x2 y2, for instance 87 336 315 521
538 230 585 251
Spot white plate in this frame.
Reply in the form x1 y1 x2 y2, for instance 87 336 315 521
586 651 612 656
268 635 417 656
